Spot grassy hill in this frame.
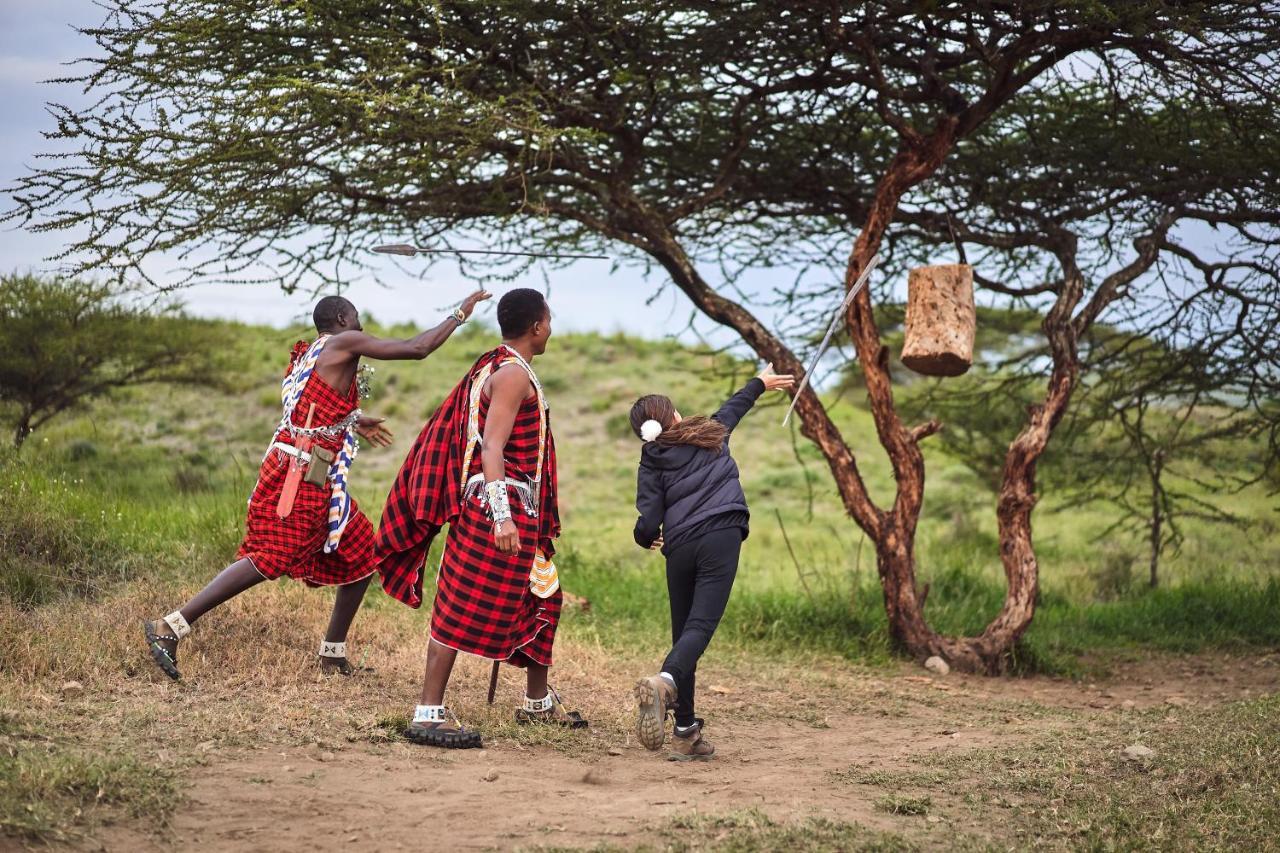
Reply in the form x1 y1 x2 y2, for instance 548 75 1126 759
3 319 1278 670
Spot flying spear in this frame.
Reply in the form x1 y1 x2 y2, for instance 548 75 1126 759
781 252 881 427
373 243 609 260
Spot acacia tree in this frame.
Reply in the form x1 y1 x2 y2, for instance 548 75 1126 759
9 2 1280 670
0 272 228 449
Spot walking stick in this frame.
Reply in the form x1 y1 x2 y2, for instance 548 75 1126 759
487 660 500 705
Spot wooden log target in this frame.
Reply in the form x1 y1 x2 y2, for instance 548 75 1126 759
900 263 975 377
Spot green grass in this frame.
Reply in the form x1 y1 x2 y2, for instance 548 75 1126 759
914 694 1280 850
874 794 932 816
3 318 1277 671
0 713 176 842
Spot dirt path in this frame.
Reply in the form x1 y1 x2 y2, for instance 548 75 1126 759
76 652 1280 852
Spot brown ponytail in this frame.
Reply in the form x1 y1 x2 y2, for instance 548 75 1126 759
629 394 727 451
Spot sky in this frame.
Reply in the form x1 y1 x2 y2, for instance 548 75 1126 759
0 2 1235 355
0 0 796 344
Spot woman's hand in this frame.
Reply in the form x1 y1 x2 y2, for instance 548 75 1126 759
355 415 394 447
649 534 664 552
494 518 521 555
460 289 493 320
758 363 796 392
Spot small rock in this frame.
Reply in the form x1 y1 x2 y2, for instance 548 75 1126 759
606 748 623 756
59 681 84 697
282 765 294 773
708 684 732 695
926 815 942 824
482 768 499 782
1122 744 1155 762
318 751 336 762
923 656 950 676
1120 700 1137 710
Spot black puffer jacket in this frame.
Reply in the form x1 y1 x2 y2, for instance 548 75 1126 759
633 378 765 554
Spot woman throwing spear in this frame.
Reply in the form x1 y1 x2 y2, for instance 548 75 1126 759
628 364 794 760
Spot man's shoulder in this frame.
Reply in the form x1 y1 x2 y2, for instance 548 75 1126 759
487 360 533 398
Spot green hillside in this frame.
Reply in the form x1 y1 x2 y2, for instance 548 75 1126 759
4 320 1278 670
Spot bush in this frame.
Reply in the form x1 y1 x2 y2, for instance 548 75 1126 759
0 483 142 609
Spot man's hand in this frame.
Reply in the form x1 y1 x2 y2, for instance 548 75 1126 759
758 362 796 392
460 289 492 320
649 534 664 552
355 415 393 447
493 518 521 555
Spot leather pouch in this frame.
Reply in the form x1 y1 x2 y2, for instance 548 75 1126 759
304 446 335 486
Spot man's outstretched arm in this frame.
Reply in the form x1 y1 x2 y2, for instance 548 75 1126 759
331 289 490 361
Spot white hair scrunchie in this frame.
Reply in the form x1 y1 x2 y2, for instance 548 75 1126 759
640 419 663 443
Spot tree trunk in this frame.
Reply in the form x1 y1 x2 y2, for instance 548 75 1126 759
1149 451 1165 588
14 415 32 450
632 126 1098 675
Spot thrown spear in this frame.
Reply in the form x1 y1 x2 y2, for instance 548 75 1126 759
373 243 609 260
781 252 881 427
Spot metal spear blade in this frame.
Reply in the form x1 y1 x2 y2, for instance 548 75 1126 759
781 252 881 427
373 244 608 260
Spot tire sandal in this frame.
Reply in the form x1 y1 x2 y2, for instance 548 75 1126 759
515 686 588 729
143 619 182 681
318 657 374 676
403 706 483 749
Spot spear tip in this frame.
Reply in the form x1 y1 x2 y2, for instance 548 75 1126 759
372 244 419 256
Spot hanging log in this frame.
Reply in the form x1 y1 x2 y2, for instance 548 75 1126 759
901 263 975 377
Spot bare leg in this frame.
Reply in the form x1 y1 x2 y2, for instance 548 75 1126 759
152 558 265 642
420 638 459 706
324 575 371 643
525 663 549 700
145 558 264 680
317 574 373 674
403 638 482 748
179 558 265 623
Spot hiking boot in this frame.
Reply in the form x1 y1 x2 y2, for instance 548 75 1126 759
634 674 677 751
669 718 715 762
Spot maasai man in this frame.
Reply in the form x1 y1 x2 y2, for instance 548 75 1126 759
377 288 586 748
143 290 490 680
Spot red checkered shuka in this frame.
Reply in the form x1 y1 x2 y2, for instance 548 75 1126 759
235 341 376 586
375 348 561 664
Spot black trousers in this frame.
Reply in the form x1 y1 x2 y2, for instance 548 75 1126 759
661 526 741 727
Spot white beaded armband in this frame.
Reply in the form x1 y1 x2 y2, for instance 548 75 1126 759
485 480 512 524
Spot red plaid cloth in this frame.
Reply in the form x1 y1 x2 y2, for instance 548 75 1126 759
375 347 561 663
235 342 376 586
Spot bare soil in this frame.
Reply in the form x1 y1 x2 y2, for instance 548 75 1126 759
66 647 1279 852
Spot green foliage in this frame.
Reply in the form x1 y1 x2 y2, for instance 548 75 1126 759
0 272 234 449
3 318 1277 669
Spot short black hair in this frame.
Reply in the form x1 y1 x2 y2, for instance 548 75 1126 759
497 288 549 338
313 295 356 332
